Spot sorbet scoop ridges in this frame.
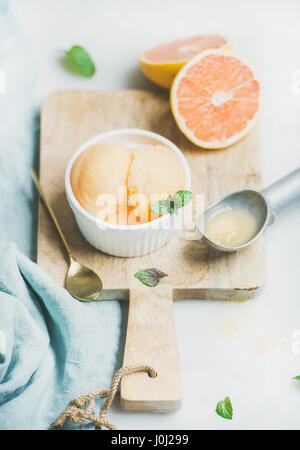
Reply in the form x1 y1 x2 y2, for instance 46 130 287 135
70 142 186 226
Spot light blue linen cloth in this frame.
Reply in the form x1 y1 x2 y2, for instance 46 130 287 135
0 0 122 430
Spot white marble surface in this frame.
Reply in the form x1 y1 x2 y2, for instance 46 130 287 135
11 0 300 429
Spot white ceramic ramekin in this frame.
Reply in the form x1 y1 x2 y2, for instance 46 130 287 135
65 129 191 257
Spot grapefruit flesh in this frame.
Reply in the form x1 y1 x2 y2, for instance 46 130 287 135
171 50 260 149
140 35 230 89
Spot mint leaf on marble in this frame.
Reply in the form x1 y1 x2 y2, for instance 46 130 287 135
65 45 96 77
216 397 233 420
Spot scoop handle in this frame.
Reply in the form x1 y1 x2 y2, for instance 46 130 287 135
261 168 300 225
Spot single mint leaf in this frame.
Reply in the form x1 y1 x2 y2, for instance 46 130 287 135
65 45 96 77
151 190 192 216
134 268 168 287
151 200 169 216
292 375 300 381
216 397 233 420
167 195 177 215
173 190 192 208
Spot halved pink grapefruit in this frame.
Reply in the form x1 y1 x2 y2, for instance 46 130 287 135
140 35 230 89
170 49 260 149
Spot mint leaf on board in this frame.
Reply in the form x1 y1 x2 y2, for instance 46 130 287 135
151 190 192 216
216 397 233 420
292 375 300 381
134 268 168 287
65 45 96 77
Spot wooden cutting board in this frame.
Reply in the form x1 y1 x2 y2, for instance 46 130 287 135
38 90 266 412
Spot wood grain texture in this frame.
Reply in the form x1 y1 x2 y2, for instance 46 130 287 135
120 286 182 412
38 90 266 411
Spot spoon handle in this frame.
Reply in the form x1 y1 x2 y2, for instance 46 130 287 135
261 168 300 225
31 169 72 259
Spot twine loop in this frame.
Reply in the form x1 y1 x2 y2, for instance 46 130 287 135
51 364 157 430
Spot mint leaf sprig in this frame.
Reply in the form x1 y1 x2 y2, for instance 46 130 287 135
151 190 192 216
134 268 168 287
216 397 233 420
65 45 96 77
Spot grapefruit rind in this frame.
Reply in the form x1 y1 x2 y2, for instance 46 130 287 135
170 49 260 149
139 59 185 90
140 37 231 89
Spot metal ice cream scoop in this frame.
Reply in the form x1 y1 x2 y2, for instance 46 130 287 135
196 168 300 252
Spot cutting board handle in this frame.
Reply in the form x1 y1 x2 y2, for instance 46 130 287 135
120 287 182 412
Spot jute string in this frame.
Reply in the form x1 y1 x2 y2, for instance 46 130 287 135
51 364 157 430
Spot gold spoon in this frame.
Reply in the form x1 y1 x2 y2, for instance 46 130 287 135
31 169 103 301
